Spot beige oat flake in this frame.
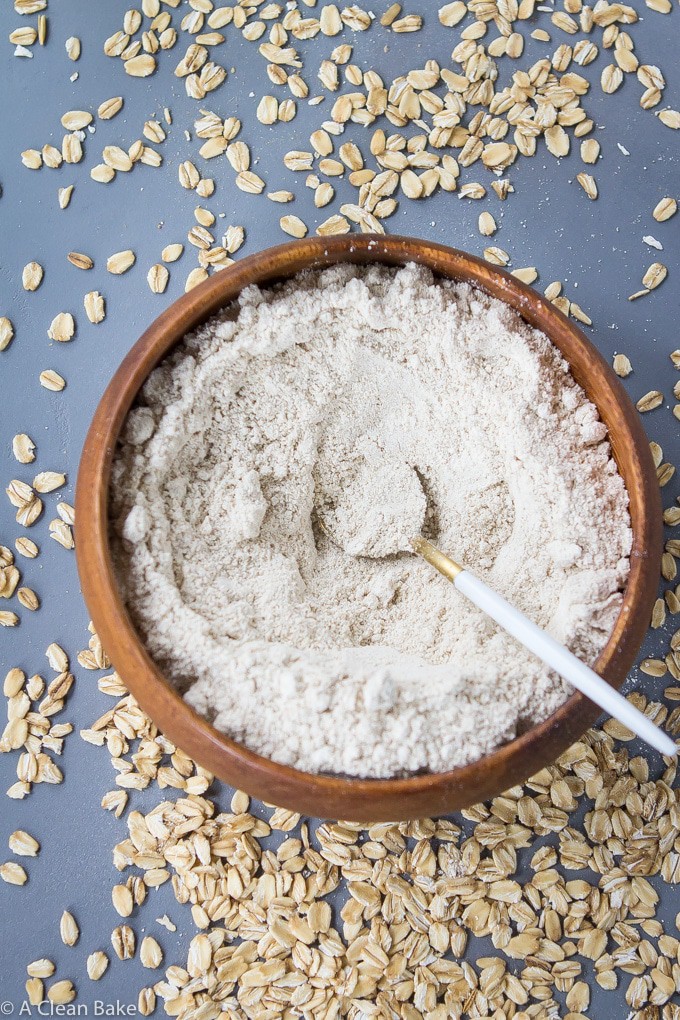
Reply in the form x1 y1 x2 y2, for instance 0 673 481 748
40 370 66 392
22 262 43 291
84 292 106 324
59 910 79 946
47 313 75 343
107 251 136 275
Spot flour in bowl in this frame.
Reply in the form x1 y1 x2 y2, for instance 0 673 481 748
110 264 632 779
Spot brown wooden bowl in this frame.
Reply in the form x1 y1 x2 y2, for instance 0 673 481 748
76 236 662 822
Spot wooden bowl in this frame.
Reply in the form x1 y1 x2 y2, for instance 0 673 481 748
76 236 661 821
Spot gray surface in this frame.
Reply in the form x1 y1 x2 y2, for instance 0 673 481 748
1 2 679 1014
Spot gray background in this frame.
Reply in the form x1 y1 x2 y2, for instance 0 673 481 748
1 1 679 1013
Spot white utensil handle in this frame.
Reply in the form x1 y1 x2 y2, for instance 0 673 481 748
455 570 677 758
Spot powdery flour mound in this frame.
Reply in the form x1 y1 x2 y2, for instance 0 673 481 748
110 264 632 779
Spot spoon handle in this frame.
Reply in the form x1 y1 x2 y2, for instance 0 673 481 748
413 539 677 758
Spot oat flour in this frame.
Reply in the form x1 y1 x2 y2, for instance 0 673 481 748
111 264 632 778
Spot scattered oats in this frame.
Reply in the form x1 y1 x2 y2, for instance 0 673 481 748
48 981 75 1005
0 318 14 351
147 264 169 294
484 246 510 266
112 884 134 917
315 182 335 207
3 668 24 701
33 471 66 493
280 214 308 238
236 170 266 194
491 180 513 200
257 95 278 124
185 268 208 291
15 538 38 559
111 925 135 960
143 120 166 144
652 597 666 629
67 251 93 271
7 478 35 509
107 250 136 275
46 644 68 672
642 261 668 289
401 169 423 198
10 27 37 44
380 3 402 26
43 144 62 169
601 64 623 93
613 353 633 377
577 172 598 199
658 109 680 129
12 435 35 464
653 197 677 221
643 235 663 250
21 149 42 169
86 952 109 981
478 211 497 236
98 97 123 121
65 36 80 60
27 960 54 979
317 214 350 235
91 164 115 184
9 830 39 856
22 262 43 292
162 244 183 263
62 133 83 165
26 977 48 1010
545 125 570 158
194 206 215 228
49 520 74 550
60 911 79 947
267 190 294 203
125 54 156 77
512 267 538 284
392 14 423 32
156 915 176 933
140 935 163 969
439 2 466 26
570 302 592 325
17 588 39 611
482 142 517 170
642 658 666 678
61 110 92 131
138 989 155 1017
0 861 28 884
103 145 133 172
224 226 245 254
580 139 600 164
628 288 650 301
40 370 65 392
58 186 74 209
48 313 75 343
84 291 105 324
637 390 664 412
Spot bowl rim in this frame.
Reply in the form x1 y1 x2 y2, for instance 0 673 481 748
76 235 662 821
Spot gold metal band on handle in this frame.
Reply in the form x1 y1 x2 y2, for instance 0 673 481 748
410 536 463 580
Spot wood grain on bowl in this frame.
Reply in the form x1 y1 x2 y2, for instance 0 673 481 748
76 236 662 822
